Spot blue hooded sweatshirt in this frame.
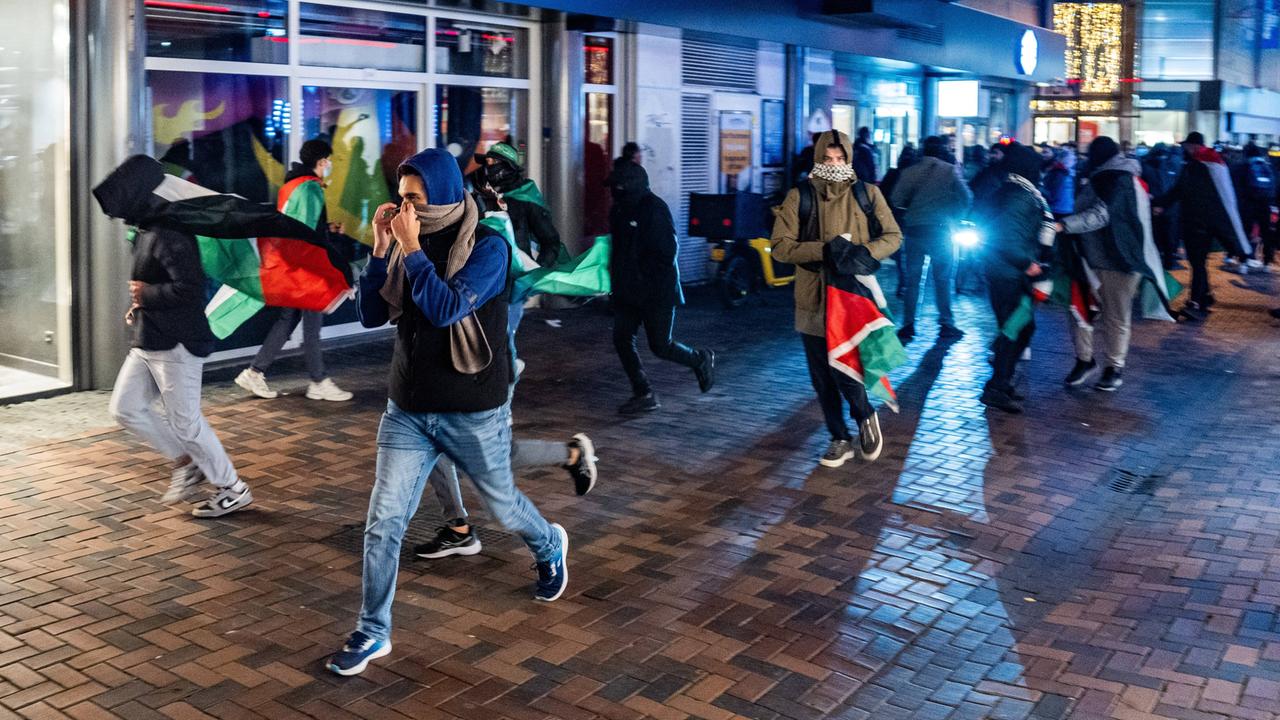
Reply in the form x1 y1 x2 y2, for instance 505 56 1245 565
356 148 507 328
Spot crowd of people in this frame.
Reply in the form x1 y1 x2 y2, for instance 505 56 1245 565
98 120 1277 677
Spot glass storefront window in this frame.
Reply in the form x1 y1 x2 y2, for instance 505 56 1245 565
584 93 612 235
1034 117 1077 145
301 86 418 243
0 0 73 399
149 71 288 203
298 4 426 72
434 19 528 78
435 85 527 176
585 36 613 85
434 0 530 15
145 0 287 64
1135 110 1187 147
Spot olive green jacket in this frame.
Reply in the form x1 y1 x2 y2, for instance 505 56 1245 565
770 130 902 336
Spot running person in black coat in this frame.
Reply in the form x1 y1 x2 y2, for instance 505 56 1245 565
608 163 716 414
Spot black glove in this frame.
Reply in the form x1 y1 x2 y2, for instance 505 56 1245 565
824 235 881 277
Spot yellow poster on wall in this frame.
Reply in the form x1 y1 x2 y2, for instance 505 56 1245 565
719 112 753 176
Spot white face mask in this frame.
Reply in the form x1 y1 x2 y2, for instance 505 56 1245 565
320 161 333 179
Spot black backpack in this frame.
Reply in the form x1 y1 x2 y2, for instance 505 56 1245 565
1245 157 1276 202
795 177 883 244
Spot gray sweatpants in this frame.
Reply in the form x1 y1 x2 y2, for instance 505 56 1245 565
109 346 239 488
1071 269 1142 369
428 438 567 522
252 308 326 382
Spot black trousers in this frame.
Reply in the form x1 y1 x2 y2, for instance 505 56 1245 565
613 303 700 396
801 332 873 442
987 276 1035 390
1183 227 1213 305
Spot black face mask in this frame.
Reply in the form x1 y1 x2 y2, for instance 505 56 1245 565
486 161 521 193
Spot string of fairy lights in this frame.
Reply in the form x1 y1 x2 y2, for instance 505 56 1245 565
1052 2 1124 95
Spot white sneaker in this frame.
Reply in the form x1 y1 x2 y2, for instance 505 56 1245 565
192 482 253 518
235 368 277 399
306 378 353 401
162 462 204 504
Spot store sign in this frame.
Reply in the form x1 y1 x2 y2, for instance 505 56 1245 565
872 81 908 99
1133 96 1167 109
719 112 753 176
937 80 980 117
1016 30 1038 75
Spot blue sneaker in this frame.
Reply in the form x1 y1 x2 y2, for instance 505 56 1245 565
534 523 569 602
326 631 391 676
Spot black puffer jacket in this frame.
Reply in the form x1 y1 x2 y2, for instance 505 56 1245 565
608 163 683 308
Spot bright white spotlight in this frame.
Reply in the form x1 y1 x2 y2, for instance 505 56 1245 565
952 226 981 249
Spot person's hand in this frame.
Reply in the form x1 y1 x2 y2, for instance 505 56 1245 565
372 202 397 258
1025 263 1043 277
1152 206 1165 216
390 199 421 254
128 280 147 306
328 222 345 235
1054 221 1065 233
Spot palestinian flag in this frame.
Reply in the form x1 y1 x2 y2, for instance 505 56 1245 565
826 273 907 412
480 209 611 301
1195 146 1253 257
93 156 352 338
1050 172 1181 333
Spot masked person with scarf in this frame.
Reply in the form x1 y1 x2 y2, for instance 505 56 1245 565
607 162 716 414
329 149 569 677
976 143 1055 413
771 130 902 467
235 139 354 402
479 142 563 365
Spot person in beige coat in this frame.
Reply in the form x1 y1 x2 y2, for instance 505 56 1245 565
771 130 902 468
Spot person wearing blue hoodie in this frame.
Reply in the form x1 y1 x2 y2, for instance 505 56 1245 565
326 149 569 677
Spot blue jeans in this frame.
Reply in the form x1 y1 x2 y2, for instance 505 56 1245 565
507 301 525 362
357 399 561 641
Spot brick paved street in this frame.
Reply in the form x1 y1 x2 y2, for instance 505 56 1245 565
3 261 1280 720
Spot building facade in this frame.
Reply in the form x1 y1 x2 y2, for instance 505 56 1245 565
3 0 1062 403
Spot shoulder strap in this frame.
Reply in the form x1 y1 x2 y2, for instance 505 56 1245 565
853 179 883 240
798 180 818 243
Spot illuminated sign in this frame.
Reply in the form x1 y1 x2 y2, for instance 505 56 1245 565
1017 30 1038 75
937 80 980 117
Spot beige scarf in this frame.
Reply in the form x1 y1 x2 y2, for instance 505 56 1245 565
380 194 492 373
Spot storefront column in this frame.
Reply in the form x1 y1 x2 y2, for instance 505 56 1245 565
543 16 585 253
76 0 146 389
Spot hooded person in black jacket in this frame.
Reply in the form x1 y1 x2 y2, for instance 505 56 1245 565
608 162 716 414
106 192 254 519
976 143 1054 413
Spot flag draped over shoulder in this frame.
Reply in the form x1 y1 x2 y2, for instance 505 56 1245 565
1195 146 1253 257
1050 173 1181 334
823 238 908 412
93 155 352 338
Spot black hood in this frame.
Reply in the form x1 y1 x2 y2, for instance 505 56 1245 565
609 162 649 203
1002 143 1043 186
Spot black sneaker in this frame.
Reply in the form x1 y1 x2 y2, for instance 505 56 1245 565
1179 302 1207 322
938 324 965 340
980 383 1023 414
414 525 482 559
819 439 855 468
618 393 660 415
1064 359 1097 388
858 412 883 462
565 433 597 496
896 325 915 344
695 349 716 393
1095 367 1123 392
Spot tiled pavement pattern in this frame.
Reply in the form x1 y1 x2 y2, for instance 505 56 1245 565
3 260 1280 720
